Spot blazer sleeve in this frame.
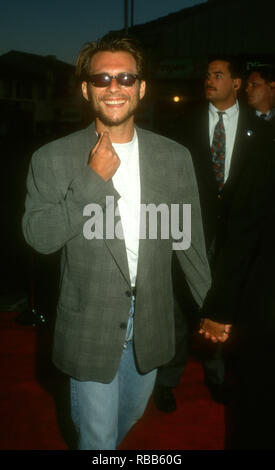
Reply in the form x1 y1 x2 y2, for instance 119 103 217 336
22 147 119 254
174 147 212 309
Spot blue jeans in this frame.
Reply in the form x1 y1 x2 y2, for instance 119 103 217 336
70 300 157 450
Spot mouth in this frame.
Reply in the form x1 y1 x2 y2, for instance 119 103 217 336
101 97 128 107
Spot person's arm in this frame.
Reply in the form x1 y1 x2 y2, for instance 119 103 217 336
174 147 212 308
23 133 120 254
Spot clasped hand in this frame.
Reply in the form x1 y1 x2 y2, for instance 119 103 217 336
199 318 232 343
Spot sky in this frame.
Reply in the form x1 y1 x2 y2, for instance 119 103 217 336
0 0 206 65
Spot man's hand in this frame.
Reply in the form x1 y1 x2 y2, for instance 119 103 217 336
199 318 232 343
89 132 120 181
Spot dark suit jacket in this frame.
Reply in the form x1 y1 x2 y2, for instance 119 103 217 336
23 123 211 382
173 102 273 321
180 103 271 256
201 144 275 323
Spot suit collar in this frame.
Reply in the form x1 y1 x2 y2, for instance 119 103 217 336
209 100 239 119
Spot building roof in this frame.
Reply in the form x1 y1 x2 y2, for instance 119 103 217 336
0 50 74 80
128 0 222 32
126 0 274 59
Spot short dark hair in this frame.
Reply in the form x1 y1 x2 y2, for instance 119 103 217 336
247 65 275 83
207 55 245 80
75 32 147 81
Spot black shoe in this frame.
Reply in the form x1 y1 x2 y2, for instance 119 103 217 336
153 385 177 413
205 382 231 405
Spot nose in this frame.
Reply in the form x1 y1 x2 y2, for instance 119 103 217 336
205 76 212 87
108 77 120 92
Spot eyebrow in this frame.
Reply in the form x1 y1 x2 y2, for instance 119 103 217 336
207 70 225 76
247 79 264 84
212 70 224 74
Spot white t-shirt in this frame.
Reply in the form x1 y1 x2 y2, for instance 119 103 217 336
112 130 140 287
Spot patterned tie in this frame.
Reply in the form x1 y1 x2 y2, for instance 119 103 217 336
260 113 267 120
211 111 226 192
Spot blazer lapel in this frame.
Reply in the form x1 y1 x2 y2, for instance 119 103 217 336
137 128 167 205
134 127 166 286
225 108 252 189
84 123 131 286
103 228 131 286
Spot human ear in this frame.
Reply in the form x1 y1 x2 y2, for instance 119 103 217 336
233 78 241 91
269 81 275 94
81 81 89 101
139 80 146 100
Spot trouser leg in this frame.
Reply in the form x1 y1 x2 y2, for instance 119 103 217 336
70 374 119 450
70 341 156 450
202 343 225 385
156 297 189 388
117 341 157 446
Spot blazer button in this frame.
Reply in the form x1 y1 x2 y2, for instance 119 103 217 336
125 290 132 297
120 322 127 329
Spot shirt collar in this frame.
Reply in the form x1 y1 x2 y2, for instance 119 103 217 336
95 128 137 145
209 100 239 119
112 129 137 164
256 109 271 118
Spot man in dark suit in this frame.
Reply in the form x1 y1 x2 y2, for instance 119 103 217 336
154 55 270 413
22 34 211 449
245 65 275 138
200 132 275 449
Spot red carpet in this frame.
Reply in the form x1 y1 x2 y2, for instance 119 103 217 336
0 311 225 450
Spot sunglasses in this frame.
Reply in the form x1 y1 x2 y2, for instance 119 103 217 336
87 72 140 88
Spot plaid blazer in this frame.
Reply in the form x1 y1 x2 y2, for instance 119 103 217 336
23 123 211 382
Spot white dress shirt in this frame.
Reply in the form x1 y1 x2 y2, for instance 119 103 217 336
209 101 239 182
112 130 140 287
